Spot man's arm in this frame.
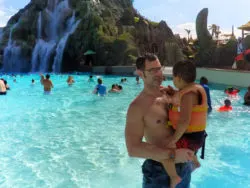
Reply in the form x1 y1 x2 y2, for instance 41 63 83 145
170 93 193 143
50 80 54 88
205 87 212 107
125 103 172 161
40 74 44 85
93 86 98 94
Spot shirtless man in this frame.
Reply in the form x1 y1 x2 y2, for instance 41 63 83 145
125 54 193 188
40 74 53 92
67 76 75 86
0 79 7 95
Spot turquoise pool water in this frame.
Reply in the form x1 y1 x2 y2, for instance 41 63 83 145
0 74 249 188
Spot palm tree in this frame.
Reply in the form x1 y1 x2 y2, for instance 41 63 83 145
184 29 191 41
208 24 221 39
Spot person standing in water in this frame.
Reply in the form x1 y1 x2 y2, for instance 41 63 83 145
125 54 193 188
40 74 53 93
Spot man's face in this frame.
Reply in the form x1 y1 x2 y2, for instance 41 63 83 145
142 59 163 87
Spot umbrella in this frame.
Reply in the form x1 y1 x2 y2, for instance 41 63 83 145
84 50 96 55
238 21 250 31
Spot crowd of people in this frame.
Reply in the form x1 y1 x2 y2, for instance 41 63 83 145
0 74 133 96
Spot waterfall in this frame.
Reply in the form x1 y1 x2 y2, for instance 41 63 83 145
52 11 80 72
31 40 56 72
37 12 42 39
2 23 27 72
30 0 80 73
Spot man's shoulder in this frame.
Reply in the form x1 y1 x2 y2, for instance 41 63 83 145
128 94 150 113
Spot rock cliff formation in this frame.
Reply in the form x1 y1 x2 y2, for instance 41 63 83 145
195 8 237 67
0 0 184 73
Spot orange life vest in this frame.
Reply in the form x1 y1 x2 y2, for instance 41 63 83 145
168 84 208 133
218 106 232 112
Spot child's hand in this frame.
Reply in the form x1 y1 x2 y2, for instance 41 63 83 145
166 85 177 96
160 85 177 96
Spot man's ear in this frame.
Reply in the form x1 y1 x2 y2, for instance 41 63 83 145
136 69 143 77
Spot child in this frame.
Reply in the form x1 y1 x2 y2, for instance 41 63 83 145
136 76 140 84
161 61 207 188
200 76 212 112
224 87 240 95
244 86 250 105
218 99 232 111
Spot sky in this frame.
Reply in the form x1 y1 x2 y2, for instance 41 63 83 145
134 0 250 38
0 0 30 27
0 0 250 38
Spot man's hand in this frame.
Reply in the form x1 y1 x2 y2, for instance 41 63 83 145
175 148 194 163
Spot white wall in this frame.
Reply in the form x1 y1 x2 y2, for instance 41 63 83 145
91 66 250 87
196 68 250 87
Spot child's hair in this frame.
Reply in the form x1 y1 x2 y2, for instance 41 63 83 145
173 60 196 83
200 76 208 85
224 99 231 106
248 86 250 91
228 87 234 93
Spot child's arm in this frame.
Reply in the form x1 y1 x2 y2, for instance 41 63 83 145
168 92 194 145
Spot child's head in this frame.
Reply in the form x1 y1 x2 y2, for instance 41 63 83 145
200 76 208 85
173 60 196 89
248 86 250 92
224 99 231 107
228 87 234 93
118 85 123 90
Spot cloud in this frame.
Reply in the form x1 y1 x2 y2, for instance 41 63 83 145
172 22 196 38
0 2 17 27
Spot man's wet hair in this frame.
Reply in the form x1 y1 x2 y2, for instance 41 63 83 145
46 74 50 79
97 78 102 84
173 60 196 83
200 76 208 85
135 53 158 70
90 75 93 78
